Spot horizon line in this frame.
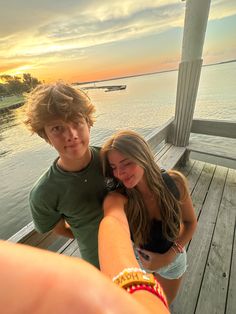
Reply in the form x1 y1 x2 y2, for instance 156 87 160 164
73 58 236 86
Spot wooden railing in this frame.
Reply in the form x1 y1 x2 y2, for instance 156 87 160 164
188 119 236 169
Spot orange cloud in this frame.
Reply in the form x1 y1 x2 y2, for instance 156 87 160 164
0 62 28 73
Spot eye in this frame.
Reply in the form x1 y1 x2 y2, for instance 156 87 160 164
73 118 85 127
51 125 64 134
123 161 132 167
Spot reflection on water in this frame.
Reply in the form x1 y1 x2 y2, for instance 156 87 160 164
0 62 236 239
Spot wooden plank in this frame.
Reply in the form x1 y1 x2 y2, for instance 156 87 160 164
146 117 174 150
70 247 82 258
154 143 172 162
185 160 205 193
190 151 236 170
172 166 228 314
7 221 35 243
226 235 236 314
191 119 236 139
190 163 215 217
188 141 236 160
226 180 236 312
195 168 236 314
158 145 186 170
59 239 80 256
177 159 195 177
34 233 66 250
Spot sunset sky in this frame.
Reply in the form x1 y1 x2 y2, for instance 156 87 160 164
1 0 236 83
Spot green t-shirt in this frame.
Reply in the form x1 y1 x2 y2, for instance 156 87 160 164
29 146 108 268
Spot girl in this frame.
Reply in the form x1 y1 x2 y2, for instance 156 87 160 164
101 130 197 305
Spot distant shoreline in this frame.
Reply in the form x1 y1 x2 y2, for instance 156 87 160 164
73 59 236 86
1 59 235 112
0 101 24 113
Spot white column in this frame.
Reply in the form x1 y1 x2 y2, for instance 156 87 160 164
173 0 211 146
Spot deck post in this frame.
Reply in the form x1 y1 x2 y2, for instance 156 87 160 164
172 0 211 147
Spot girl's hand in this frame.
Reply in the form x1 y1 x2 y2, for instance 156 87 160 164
137 248 175 271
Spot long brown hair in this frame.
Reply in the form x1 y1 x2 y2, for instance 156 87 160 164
101 130 188 245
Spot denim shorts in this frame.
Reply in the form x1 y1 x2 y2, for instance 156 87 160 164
135 247 187 280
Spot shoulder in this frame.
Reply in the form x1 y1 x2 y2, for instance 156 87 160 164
104 192 127 207
30 164 58 201
90 146 103 166
90 146 101 156
167 170 188 200
103 192 128 226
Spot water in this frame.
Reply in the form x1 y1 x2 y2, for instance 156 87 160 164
0 62 236 239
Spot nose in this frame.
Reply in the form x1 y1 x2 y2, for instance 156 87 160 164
65 125 78 141
115 166 126 180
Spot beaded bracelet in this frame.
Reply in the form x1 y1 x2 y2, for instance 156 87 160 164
112 268 168 308
127 277 168 308
171 245 178 255
112 267 156 288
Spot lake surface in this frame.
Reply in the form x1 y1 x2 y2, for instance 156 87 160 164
0 61 236 239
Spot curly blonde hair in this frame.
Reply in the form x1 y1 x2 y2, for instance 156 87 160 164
101 130 188 245
23 82 95 142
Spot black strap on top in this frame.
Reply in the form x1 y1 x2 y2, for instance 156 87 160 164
161 169 180 200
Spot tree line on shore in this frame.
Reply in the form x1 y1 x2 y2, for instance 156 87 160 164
0 73 41 97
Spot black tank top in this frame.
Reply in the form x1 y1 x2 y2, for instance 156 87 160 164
139 171 180 254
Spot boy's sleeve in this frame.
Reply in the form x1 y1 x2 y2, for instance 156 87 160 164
29 188 62 234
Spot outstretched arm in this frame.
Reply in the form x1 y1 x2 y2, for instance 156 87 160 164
0 240 152 314
99 192 169 313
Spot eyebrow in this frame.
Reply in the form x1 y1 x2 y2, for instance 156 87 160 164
109 158 129 166
45 121 63 126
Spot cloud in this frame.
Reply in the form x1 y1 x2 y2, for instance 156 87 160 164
1 1 183 59
1 0 235 79
210 0 236 20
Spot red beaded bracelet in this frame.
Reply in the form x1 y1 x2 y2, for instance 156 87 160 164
126 277 168 308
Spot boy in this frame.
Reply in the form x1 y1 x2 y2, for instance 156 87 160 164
24 82 108 268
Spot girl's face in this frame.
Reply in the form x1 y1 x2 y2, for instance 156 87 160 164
108 150 144 189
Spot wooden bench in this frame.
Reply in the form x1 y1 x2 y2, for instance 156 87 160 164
188 118 236 170
188 140 236 170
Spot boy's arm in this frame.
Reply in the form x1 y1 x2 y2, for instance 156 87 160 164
52 219 74 238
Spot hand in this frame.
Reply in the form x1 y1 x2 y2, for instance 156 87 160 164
137 248 174 271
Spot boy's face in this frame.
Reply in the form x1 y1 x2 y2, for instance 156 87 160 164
44 117 90 161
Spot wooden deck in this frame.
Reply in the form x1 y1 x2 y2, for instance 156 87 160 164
56 159 236 314
172 159 236 314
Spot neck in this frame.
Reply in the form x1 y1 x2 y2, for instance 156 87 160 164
57 149 92 172
136 177 152 198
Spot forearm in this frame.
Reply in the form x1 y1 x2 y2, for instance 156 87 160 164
0 240 155 314
98 217 169 313
98 215 139 278
176 221 197 248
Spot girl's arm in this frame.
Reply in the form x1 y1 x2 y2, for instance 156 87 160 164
138 172 197 270
171 172 197 248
